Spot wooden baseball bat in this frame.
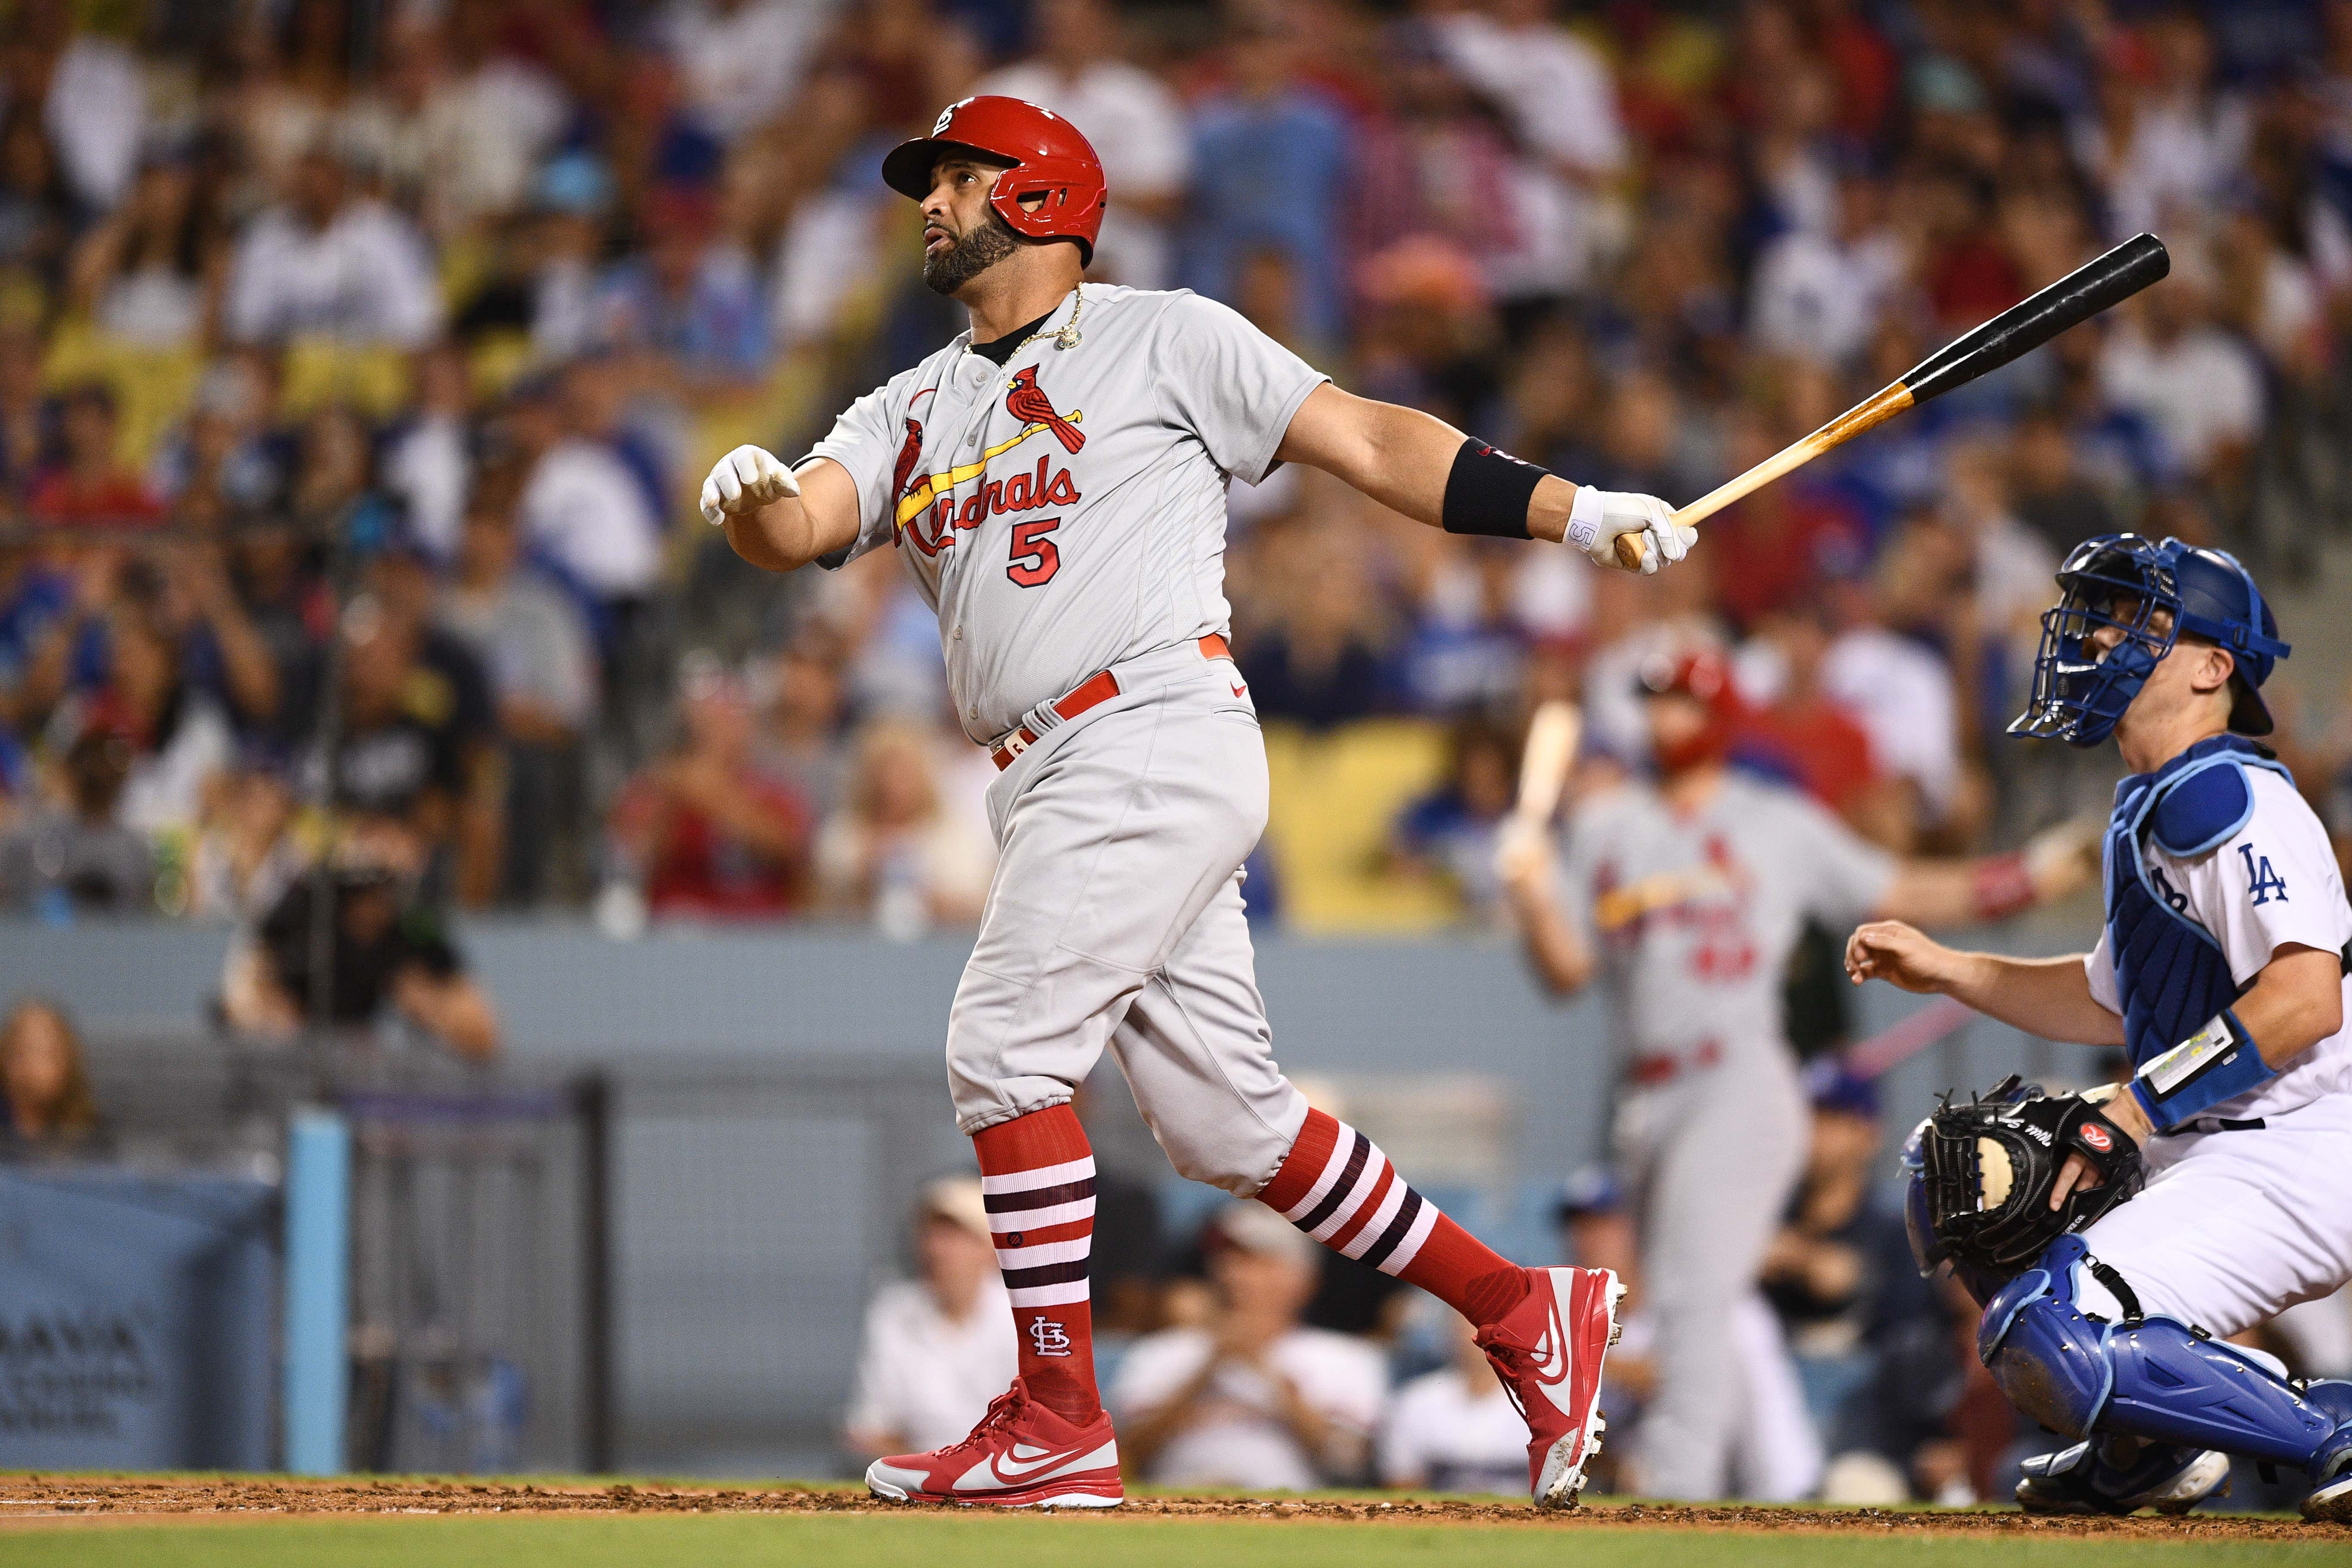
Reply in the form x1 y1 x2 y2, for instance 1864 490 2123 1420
1614 232 2171 569
1514 700 1581 826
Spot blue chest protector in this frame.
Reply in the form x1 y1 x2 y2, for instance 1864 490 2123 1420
2104 734 2293 1070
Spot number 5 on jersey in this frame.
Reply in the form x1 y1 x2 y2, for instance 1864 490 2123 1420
1008 517 1060 586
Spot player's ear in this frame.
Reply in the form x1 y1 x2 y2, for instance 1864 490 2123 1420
2194 643 2236 700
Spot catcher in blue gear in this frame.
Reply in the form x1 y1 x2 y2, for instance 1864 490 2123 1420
1848 535 2352 1521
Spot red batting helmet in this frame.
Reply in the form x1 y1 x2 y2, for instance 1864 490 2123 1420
1634 645 1743 775
882 96 1107 266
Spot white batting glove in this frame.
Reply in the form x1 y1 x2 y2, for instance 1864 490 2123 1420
699 445 800 527
1568 487 1695 574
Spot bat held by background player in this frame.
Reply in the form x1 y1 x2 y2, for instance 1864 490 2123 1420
1495 700 1580 889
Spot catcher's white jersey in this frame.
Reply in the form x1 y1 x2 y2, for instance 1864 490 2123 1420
2085 766 2352 1122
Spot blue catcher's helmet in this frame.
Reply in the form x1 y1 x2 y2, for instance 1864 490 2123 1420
2008 533 2290 748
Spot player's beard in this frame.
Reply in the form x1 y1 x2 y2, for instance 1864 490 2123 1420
923 209 1025 295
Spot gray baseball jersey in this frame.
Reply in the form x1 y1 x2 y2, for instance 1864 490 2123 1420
805 283 1326 743
1550 771 1894 1498
1555 772 1897 1060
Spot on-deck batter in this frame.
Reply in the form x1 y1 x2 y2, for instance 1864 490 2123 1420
1501 646 2090 1499
1850 534 2352 1521
700 96 1691 1510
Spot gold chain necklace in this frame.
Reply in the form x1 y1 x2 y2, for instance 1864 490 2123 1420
998 288 1084 386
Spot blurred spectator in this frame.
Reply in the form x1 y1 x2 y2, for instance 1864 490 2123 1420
224 146 441 349
440 493 598 906
511 372 666 650
187 766 301 923
1730 606 1890 836
1183 14 1352 346
1378 1312 1526 1496
13 0 145 214
842 1176 1019 1462
147 355 289 524
1760 1066 1905 1407
1749 167 1904 368
0 104 74 284
288 587 480 877
595 182 770 395
2008 404 2118 558
66 153 226 351
658 0 834 146
1111 1203 1387 1490
0 996 100 1153
27 383 162 527
0 726 152 914
974 0 1190 288
1429 0 1626 301
1818 555 1965 845
1389 714 1519 923
610 655 812 920
381 343 474 563
2095 270 2262 480
221 812 499 1061
754 639 850 820
813 718 990 935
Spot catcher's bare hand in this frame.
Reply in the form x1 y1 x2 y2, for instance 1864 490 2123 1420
1845 920 1963 994
2048 1084 2151 1209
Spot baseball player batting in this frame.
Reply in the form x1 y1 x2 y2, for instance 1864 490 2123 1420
700 96 1695 1509
1850 536 2352 1522
1497 645 2091 1499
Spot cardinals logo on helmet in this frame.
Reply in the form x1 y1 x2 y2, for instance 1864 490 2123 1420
1006 367 1085 454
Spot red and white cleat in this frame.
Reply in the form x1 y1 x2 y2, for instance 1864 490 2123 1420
1475 1266 1624 1510
865 1381 1123 1509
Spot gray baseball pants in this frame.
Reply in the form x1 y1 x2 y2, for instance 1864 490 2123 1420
946 643 1309 1195
1615 1042 1810 1500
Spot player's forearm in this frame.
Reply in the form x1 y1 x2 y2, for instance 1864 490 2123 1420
724 497 835 573
1505 875 1596 998
1937 951 2124 1045
1276 388 1579 541
2230 947 2345 1070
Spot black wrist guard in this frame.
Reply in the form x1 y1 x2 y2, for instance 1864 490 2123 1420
1441 439 1545 539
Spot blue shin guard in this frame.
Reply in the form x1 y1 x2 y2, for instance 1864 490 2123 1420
1979 1237 2352 1478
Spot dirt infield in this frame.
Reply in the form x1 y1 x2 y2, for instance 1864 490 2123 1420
2 1475 2342 1540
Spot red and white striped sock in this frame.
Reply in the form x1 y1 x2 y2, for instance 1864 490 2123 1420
972 1103 1100 1423
1255 1107 1528 1325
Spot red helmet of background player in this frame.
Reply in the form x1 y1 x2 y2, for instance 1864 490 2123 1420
882 96 1107 266
1634 645 1743 776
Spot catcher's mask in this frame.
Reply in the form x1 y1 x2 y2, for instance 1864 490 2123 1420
2008 533 2288 748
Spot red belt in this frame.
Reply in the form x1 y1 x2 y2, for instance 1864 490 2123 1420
992 635 1233 770
1627 1040 1722 1088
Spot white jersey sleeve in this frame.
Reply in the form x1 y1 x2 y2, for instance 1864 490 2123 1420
2169 769 2352 986
2084 932 2121 1013
1774 790 1899 927
1151 293 1329 486
803 371 914 568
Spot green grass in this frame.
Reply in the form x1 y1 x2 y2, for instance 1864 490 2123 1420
6 1514 2351 1568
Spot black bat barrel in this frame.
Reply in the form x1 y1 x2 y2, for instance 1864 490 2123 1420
1901 232 2170 406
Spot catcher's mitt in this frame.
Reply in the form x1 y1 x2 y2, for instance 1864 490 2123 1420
1901 1074 2144 1285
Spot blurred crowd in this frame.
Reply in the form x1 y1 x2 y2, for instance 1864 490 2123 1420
846 1067 2352 1504
3 0 2352 959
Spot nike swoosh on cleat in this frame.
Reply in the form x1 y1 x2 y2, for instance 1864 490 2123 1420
989 1443 1093 1484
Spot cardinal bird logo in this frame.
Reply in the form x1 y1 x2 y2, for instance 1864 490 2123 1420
1005 367 1085 454
892 417 925 498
